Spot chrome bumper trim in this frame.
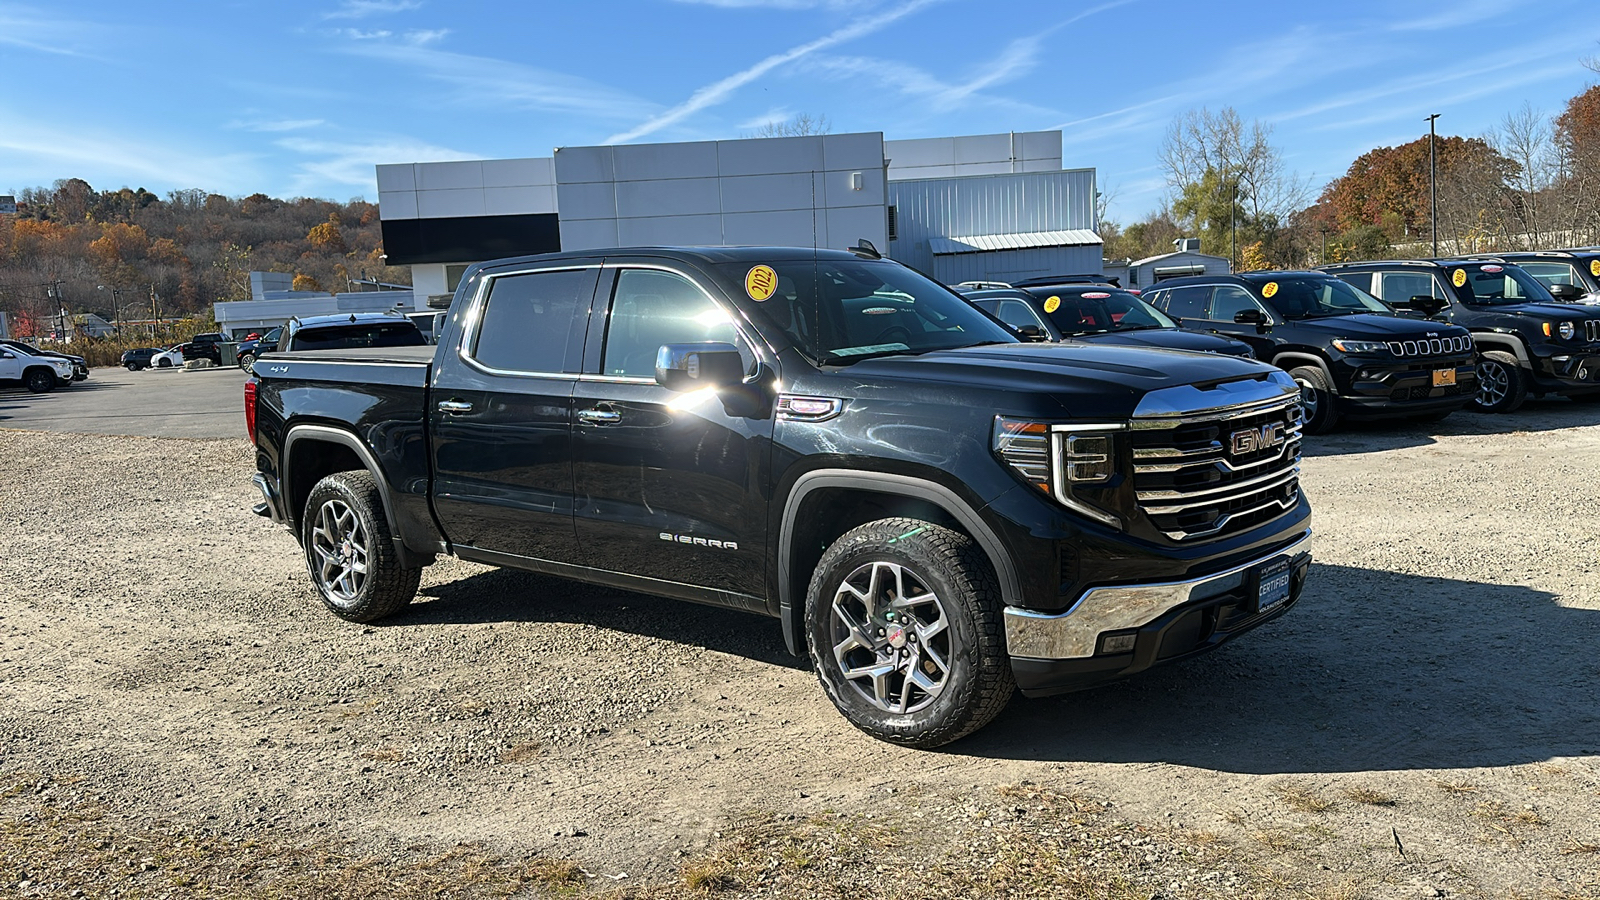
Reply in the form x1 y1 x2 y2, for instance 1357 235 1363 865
1003 531 1312 660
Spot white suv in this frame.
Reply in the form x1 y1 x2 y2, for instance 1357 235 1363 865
0 344 75 393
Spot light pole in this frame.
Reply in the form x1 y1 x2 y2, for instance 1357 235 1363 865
1427 113 1440 257
98 285 123 336
1230 172 1239 272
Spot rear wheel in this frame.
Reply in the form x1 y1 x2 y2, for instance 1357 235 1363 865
125 361 140 371
1288 366 1339 434
23 368 55 393
238 353 255 374
302 471 420 623
806 518 1014 748
1470 351 1528 413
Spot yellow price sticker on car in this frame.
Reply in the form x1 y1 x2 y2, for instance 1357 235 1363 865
1452 268 1467 288
1262 282 1279 299
1591 259 1599 278
745 265 778 301
1043 295 1061 313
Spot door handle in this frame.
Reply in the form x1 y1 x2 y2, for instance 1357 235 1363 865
437 400 474 414
577 408 622 425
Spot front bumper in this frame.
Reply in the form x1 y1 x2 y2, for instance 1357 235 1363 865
1534 350 1600 392
1338 357 1475 416
1003 531 1311 696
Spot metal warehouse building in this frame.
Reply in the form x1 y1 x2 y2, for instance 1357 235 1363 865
374 130 1101 298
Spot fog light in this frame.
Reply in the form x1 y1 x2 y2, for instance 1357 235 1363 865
1099 631 1138 655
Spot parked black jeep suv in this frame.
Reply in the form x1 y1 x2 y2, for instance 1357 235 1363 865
1485 251 1600 304
1322 259 1600 412
1142 272 1477 432
962 284 1255 357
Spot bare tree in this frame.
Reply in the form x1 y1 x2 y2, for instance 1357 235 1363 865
1158 107 1310 226
1492 103 1559 248
745 113 832 139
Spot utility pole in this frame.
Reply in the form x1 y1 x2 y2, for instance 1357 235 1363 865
1427 113 1441 257
98 285 122 336
150 285 160 339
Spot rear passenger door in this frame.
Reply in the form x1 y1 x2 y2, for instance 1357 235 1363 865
569 262 774 608
429 263 601 564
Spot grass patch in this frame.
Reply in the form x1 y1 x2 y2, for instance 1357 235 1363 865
1274 782 1336 813
1435 779 1479 794
1560 841 1600 855
1343 786 1397 807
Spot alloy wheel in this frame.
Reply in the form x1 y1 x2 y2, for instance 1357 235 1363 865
1294 378 1321 423
309 499 369 607
1476 359 1509 407
829 560 952 715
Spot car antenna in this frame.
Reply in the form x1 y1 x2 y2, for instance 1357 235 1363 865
849 238 881 260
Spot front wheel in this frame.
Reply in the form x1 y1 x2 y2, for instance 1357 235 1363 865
806 518 1014 748
24 369 55 393
1470 351 1528 413
302 471 420 623
1288 366 1339 434
238 353 255 374
157 358 171 368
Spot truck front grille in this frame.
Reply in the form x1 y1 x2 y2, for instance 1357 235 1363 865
1385 336 1472 357
1130 395 1303 541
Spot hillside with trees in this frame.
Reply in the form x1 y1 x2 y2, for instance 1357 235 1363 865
0 180 410 337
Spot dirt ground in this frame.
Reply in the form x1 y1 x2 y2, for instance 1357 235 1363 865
2 400 1599 898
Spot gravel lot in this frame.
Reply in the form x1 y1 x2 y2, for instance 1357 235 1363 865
1 385 1598 898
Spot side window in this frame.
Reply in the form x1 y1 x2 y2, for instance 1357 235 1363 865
603 269 750 379
1334 272 1372 294
1208 286 1262 321
1379 272 1445 303
984 299 1047 331
471 268 596 373
1161 286 1211 321
1518 262 1578 288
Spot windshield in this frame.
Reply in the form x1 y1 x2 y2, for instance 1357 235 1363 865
290 322 427 352
1257 277 1390 318
1456 264 1556 305
1032 289 1177 335
712 258 1017 364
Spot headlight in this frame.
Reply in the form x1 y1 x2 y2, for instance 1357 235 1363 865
1331 339 1389 354
994 417 1124 528
1560 321 1577 340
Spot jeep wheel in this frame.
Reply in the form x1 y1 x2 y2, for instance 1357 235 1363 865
302 471 420 623
1288 366 1339 434
1470 351 1528 413
23 368 55 394
806 518 1014 748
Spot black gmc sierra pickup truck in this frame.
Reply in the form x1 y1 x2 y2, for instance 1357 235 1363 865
247 246 1313 747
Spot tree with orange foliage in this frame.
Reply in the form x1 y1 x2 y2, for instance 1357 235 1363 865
307 213 346 253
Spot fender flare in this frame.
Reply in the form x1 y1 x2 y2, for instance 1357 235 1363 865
776 469 1021 656
1270 351 1335 384
1466 331 1531 366
283 423 404 542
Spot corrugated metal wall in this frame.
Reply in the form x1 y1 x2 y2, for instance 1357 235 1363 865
887 169 1098 274
931 246 1103 285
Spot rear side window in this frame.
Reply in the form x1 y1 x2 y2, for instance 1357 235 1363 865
1518 261 1581 288
472 268 597 373
1333 272 1372 294
292 323 427 352
1379 272 1445 303
1209 286 1261 321
1159 286 1211 320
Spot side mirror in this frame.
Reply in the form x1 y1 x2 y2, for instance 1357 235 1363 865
1548 282 1582 301
0 351 13 359
1233 309 1265 325
655 342 745 392
1016 324 1047 341
1409 295 1447 316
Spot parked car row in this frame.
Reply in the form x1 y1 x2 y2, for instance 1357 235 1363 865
0 340 81 393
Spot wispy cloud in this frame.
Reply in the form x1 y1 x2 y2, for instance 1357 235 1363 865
737 107 795 130
668 0 859 7
324 0 423 20
339 39 657 120
0 107 257 192
0 5 105 59
276 136 478 193
605 0 944 143
337 27 447 44
1388 0 1521 32
228 118 326 133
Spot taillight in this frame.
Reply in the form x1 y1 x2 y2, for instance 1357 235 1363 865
244 380 258 444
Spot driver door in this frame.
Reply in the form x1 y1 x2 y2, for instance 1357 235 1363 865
0 349 20 381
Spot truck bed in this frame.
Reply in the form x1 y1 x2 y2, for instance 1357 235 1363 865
253 347 433 387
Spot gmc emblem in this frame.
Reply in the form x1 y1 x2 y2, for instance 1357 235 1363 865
1230 422 1286 456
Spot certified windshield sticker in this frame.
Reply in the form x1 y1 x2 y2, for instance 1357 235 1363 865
745 265 778 301
1083 291 1111 299
1591 259 1600 277
1452 268 1468 288
1262 282 1280 299
1043 295 1062 313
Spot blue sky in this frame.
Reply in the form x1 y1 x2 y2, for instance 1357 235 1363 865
1 0 1595 223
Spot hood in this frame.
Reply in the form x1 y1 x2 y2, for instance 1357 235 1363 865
1075 328 1252 355
1282 313 1468 339
1479 301 1600 321
837 342 1282 419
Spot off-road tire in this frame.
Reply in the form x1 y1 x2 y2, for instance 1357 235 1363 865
23 368 55 393
302 470 420 623
805 517 1014 748
1288 366 1339 434
1470 350 1528 414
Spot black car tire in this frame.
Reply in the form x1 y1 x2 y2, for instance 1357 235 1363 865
805 517 1014 749
125 361 141 371
157 358 171 368
238 354 255 374
1470 351 1528 414
1288 366 1339 434
23 368 55 394
301 471 420 623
